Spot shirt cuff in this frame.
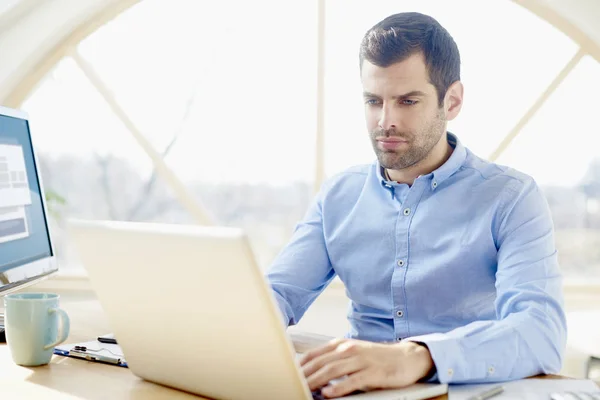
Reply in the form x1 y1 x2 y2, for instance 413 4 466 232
404 333 463 383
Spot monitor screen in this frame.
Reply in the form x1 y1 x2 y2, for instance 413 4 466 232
0 107 56 294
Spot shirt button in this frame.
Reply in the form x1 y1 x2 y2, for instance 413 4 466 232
397 337 402 341
488 366 495 375
396 310 404 317
397 260 404 267
447 368 454 377
403 208 411 216
432 181 438 189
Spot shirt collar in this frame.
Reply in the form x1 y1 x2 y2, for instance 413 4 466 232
378 132 467 188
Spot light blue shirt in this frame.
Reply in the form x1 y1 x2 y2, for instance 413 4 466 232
266 133 567 384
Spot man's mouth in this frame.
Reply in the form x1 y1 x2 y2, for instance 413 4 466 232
376 137 409 150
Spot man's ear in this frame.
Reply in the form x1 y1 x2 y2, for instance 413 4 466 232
444 81 463 121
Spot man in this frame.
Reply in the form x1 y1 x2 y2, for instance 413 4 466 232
266 11 566 399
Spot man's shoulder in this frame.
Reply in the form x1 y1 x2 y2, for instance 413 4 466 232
463 149 537 193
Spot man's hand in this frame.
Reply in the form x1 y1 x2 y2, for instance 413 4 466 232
299 338 434 398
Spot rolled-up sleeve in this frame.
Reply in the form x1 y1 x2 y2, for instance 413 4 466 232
266 186 336 327
405 178 567 383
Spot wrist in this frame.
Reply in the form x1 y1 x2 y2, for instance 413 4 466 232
409 341 436 381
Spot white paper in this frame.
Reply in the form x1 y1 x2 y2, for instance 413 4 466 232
449 379 600 400
0 144 31 208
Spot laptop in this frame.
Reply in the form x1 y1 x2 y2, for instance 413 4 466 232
68 219 448 400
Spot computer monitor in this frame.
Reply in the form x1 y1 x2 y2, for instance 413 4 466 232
0 105 57 300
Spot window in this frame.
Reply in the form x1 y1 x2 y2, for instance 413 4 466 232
497 55 600 279
21 0 317 273
18 0 599 281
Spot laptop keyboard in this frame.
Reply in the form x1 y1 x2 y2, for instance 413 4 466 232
312 389 365 399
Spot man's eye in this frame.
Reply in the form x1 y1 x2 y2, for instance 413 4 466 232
401 99 418 106
365 99 381 105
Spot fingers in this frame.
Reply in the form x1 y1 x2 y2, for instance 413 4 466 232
305 356 364 391
302 340 358 377
299 338 347 366
322 370 371 399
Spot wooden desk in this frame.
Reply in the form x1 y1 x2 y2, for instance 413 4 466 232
0 292 569 399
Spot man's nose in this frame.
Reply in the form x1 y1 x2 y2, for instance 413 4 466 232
378 106 397 131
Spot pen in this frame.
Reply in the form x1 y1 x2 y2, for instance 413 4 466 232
69 350 122 365
467 385 504 400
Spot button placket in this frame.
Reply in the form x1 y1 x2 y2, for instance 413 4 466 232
392 180 426 343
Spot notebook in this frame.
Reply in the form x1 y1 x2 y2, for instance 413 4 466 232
54 338 127 368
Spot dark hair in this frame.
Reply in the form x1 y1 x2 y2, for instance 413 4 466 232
359 12 460 107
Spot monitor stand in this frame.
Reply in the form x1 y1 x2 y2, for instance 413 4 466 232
0 312 5 343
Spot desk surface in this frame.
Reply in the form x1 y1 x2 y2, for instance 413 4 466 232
0 291 569 400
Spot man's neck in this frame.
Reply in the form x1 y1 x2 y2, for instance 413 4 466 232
386 137 453 185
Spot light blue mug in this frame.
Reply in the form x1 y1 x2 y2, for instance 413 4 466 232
4 293 70 366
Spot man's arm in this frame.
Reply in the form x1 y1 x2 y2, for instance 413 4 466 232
266 188 336 327
404 178 567 384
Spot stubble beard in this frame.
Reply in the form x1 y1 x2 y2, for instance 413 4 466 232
371 109 446 170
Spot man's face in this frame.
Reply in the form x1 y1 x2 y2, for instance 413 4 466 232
361 53 447 171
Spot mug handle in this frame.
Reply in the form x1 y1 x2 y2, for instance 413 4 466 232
43 308 71 350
